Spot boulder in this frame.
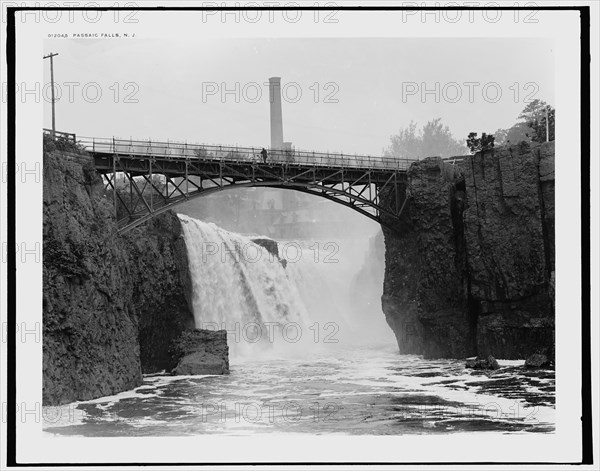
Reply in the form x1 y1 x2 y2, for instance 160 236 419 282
171 329 229 375
466 355 500 370
525 353 552 369
251 237 278 258
174 351 228 375
251 237 286 268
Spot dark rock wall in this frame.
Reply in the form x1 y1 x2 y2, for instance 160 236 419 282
127 214 196 373
43 151 141 405
380 183 423 354
43 150 195 406
463 142 554 358
382 142 555 359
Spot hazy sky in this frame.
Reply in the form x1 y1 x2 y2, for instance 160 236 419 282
44 37 554 155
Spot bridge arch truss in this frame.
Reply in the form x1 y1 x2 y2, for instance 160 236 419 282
83 137 412 234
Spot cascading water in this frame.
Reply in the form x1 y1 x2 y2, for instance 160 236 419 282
179 214 318 355
178 214 395 356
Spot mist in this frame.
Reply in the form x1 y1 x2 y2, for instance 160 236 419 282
177 189 396 357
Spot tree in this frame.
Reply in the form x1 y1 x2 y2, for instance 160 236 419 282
384 121 420 160
493 99 555 146
466 132 495 153
492 128 509 146
493 122 534 146
518 99 555 142
43 133 85 153
384 118 468 160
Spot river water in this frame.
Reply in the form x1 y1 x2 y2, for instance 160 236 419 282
44 343 554 436
43 216 555 436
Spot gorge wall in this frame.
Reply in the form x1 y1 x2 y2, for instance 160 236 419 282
43 147 195 406
381 141 555 359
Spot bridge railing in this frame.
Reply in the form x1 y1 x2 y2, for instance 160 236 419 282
78 136 417 171
44 128 77 142
442 156 466 164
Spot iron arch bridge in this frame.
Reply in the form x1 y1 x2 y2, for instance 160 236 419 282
81 137 418 234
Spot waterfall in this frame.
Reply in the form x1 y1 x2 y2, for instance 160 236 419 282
179 214 314 356
178 214 394 357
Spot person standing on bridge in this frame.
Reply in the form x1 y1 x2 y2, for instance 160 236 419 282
261 147 268 164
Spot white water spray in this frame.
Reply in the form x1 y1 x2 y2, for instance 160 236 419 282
178 214 395 358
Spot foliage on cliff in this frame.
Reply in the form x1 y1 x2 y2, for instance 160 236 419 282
466 132 495 153
493 99 556 146
384 118 468 159
43 132 85 154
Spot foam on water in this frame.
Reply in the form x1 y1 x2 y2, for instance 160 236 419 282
43 217 554 436
43 344 555 436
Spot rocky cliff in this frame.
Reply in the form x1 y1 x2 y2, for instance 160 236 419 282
381 141 555 359
43 147 195 406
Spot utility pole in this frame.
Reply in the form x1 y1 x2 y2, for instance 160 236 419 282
43 52 59 137
545 106 550 142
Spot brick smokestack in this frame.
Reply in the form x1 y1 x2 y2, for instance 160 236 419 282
269 77 284 149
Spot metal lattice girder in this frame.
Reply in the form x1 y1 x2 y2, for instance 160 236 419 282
90 141 414 234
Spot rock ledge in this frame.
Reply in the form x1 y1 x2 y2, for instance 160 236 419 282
171 329 230 375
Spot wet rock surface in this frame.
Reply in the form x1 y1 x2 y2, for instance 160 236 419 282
251 237 287 268
382 142 555 359
465 355 500 370
129 214 196 374
171 329 230 375
250 237 278 257
525 353 552 369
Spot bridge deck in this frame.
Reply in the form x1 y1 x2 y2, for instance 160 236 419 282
79 137 417 173
68 134 468 233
